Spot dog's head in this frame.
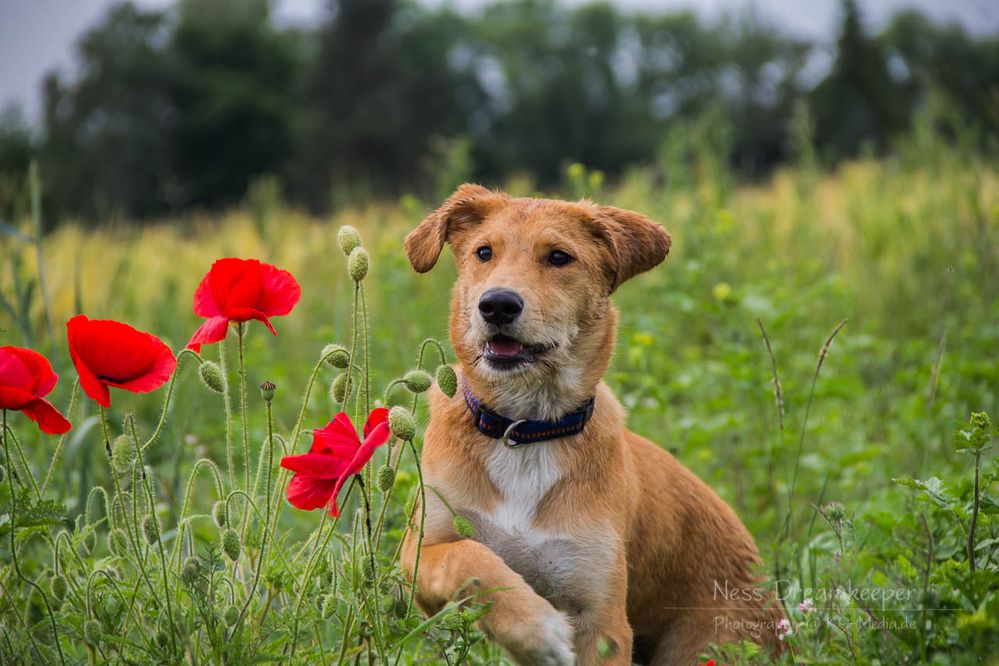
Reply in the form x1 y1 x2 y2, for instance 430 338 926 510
405 183 670 419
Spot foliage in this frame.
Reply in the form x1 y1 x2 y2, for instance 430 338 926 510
0 109 998 663
2 0 998 221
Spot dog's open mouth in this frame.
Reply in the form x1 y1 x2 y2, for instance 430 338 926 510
483 334 551 368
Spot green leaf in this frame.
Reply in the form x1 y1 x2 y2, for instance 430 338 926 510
893 476 956 509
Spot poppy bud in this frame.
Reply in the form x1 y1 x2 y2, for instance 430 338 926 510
212 500 227 528
337 225 362 256
110 435 135 476
436 365 458 398
321 343 350 369
108 528 128 557
452 515 475 539
142 515 159 545
224 605 240 627
84 619 102 645
259 381 276 402
222 528 241 561
320 594 337 619
198 361 226 394
403 369 433 393
50 574 68 601
348 247 369 283
181 557 201 586
331 373 351 404
376 465 396 493
82 529 97 554
389 406 416 441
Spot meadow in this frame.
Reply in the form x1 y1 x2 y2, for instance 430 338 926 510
1 125 998 664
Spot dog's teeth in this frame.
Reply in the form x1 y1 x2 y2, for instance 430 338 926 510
487 339 524 356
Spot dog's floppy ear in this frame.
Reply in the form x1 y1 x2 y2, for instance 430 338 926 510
405 184 508 273
593 205 671 292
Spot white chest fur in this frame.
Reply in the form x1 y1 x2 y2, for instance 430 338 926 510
483 443 562 536
470 443 615 613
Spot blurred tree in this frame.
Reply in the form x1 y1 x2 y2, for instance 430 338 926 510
39 3 175 221
811 0 912 158
169 0 302 208
882 10 999 135
292 0 477 212
0 105 33 222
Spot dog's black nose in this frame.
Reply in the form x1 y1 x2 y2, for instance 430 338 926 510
478 288 524 325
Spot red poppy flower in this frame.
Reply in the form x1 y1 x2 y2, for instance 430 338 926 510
67 315 177 409
186 258 301 353
0 346 71 434
280 408 390 516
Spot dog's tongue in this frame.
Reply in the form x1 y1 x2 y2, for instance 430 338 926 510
487 337 524 357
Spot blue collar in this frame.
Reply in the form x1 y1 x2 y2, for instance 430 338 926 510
461 374 595 447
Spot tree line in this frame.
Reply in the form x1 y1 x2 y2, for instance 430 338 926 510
0 0 997 224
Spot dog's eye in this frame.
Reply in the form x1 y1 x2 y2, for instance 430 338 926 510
548 250 573 266
476 246 493 262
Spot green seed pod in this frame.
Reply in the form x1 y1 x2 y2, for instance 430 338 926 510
224 605 240 627
222 528 241 561
389 406 416 441
376 465 396 493
108 529 128 557
110 435 135 476
142 515 159 545
393 597 409 619
348 247 369 283
320 594 337 619
82 529 97 554
403 369 433 393
50 574 68 601
212 500 227 528
452 515 475 539
321 343 350 369
337 225 362 256
259 380 276 402
181 557 201 586
436 365 458 398
198 360 226 394
330 373 351 404
84 619 102 645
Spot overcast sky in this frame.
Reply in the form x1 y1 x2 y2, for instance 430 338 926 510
2 0 997 123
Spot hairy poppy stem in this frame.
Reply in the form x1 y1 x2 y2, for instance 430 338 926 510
237 322 251 494
219 340 236 490
41 378 79 495
3 410 66 665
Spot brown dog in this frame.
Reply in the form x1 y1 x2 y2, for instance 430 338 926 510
400 184 784 665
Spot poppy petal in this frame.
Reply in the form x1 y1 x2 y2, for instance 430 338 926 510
363 407 390 438
20 397 72 435
186 316 230 353
310 412 360 454
0 385 37 411
279 452 353 478
286 474 337 511
258 263 301 316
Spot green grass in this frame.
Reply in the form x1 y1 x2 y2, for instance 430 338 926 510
1 130 998 664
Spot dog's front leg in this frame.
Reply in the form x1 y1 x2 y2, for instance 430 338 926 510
572 544 632 665
401 533 576 666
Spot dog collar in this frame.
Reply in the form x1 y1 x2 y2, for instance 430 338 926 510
461 374 595 447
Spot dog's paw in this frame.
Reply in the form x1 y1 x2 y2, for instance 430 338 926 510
518 610 576 666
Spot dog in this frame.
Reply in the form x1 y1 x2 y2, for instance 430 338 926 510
400 184 784 665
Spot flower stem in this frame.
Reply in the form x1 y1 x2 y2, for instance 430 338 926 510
3 410 66 665
3 423 40 500
141 349 197 453
219 339 235 490
406 439 427 616
237 322 251 493
42 378 79 495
